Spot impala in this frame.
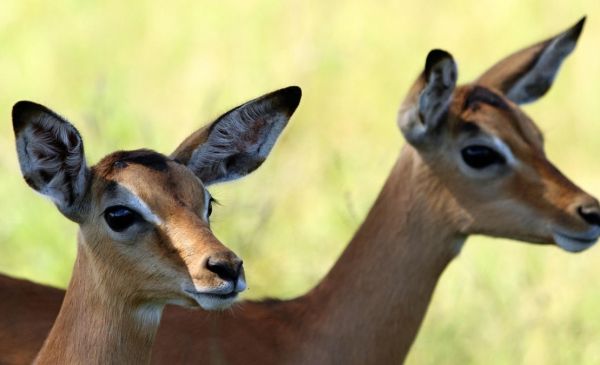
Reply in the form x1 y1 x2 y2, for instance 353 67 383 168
1 18 598 365
5 86 301 364
150 18 599 364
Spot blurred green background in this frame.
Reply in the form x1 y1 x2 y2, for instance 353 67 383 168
1 0 599 363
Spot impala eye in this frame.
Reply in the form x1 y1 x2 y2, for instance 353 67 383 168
207 200 213 218
461 145 506 169
104 205 141 232
207 196 218 219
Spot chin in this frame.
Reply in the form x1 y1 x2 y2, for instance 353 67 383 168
553 233 598 253
195 293 238 310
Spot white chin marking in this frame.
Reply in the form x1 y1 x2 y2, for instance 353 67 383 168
553 233 597 253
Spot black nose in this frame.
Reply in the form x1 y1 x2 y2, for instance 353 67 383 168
578 205 600 226
206 255 243 282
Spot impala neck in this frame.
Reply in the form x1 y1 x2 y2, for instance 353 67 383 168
305 145 465 363
35 235 163 365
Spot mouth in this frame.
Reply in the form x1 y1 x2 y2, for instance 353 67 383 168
552 230 599 253
186 290 239 300
184 288 240 310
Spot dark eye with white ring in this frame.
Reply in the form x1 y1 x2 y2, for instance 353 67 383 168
104 205 142 232
461 145 506 169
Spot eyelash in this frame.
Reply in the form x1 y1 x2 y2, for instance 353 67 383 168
207 196 218 218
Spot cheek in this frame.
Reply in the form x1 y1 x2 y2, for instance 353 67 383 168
467 176 550 236
444 175 514 228
135 233 192 282
507 171 549 212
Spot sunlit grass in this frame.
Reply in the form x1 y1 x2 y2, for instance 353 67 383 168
1 1 599 363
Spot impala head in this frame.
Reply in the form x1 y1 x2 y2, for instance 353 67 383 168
398 18 600 252
13 86 301 309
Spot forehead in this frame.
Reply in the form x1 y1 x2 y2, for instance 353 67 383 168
451 85 545 149
92 149 206 209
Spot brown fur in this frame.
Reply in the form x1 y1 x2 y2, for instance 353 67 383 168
3 86 301 364
0 24 597 364
33 150 241 365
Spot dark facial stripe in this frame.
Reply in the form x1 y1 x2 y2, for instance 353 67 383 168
111 149 170 172
465 86 511 111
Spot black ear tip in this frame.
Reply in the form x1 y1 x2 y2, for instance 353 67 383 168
12 101 68 135
273 86 302 114
13 100 39 118
570 16 586 39
425 49 454 76
12 101 43 133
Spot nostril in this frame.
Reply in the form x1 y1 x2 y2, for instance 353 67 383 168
206 256 240 282
578 206 600 226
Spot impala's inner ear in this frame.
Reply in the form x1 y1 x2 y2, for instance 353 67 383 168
398 49 457 145
171 86 301 185
476 17 585 104
12 101 91 222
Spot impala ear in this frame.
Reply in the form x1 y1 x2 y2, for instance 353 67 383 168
13 101 91 222
171 86 301 186
398 49 457 146
476 17 585 104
